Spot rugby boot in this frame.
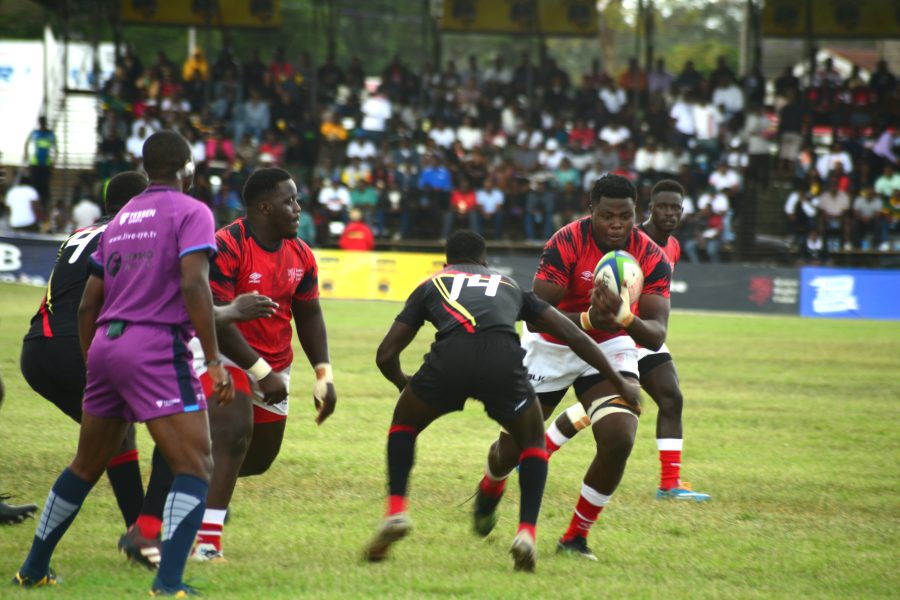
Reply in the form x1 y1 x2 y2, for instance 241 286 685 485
364 513 411 562
472 485 503 537
556 535 598 561
509 530 537 573
0 494 38 525
11 568 58 588
656 481 711 502
118 524 161 570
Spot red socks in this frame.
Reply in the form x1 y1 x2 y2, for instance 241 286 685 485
658 439 684 490
136 514 163 539
561 484 610 542
479 474 507 498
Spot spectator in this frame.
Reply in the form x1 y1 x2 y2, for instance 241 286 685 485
181 48 208 110
237 88 270 142
456 116 483 151
674 60 704 96
350 178 378 224
474 178 504 240
4 173 42 232
126 126 149 163
339 209 375 251
776 90 806 180
669 92 696 149
851 186 886 250
429 118 456 150
24 116 57 212
442 178 477 239
816 142 853 180
817 176 852 252
784 184 819 250
712 73 745 122
648 58 673 96
360 87 392 142
319 177 351 225
692 93 724 168
524 177 555 241
297 201 316 246
71 196 102 229
875 164 900 197
417 155 452 238
598 118 631 148
685 187 730 262
538 138 567 170
259 130 285 166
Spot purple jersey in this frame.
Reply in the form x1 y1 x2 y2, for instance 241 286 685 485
89 185 216 336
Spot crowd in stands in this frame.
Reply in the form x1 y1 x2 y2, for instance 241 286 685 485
7 44 900 263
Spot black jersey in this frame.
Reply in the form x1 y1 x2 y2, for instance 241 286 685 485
395 263 549 339
25 217 111 340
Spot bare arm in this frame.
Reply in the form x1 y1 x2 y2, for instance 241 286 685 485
375 320 419 393
532 277 584 328
591 286 670 350
293 297 337 425
528 305 641 407
213 292 277 327
77 274 104 362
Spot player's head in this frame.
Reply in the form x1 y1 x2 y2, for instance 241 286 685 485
242 167 299 239
142 130 194 193
588 174 636 250
649 179 685 235
445 230 487 267
104 171 149 215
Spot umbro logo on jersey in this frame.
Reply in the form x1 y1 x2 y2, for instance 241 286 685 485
249 272 262 284
580 271 593 281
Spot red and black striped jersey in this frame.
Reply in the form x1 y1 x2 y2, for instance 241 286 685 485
637 223 681 268
396 263 549 339
209 218 318 372
534 217 671 345
25 217 112 340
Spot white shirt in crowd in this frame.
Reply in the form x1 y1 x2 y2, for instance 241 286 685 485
517 129 544 150
692 103 723 141
598 124 631 147
853 193 883 219
784 191 819 218
709 168 741 192
538 145 567 170
429 126 457 149
71 199 102 230
346 138 377 160
816 151 854 179
456 125 483 151
698 191 730 215
319 183 351 212
670 100 695 136
5 184 40 228
599 87 627 114
712 84 744 116
361 94 392 132
476 188 504 215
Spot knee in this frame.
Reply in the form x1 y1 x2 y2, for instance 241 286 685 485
598 429 636 464
214 419 253 459
655 390 684 420
239 454 274 478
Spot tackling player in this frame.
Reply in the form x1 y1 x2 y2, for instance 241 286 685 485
188 166 338 561
13 131 231 595
470 174 673 560
20 171 150 528
363 231 639 572
545 179 710 501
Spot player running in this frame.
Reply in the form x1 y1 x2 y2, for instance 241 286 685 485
187 166 338 561
545 179 710 501
470 174 673 561
363 231 640 572
13 130 231 596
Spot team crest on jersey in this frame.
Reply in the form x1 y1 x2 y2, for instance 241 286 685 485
287 267 304 283
249 272 262 284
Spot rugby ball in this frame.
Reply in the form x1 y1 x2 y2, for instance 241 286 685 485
593 250 644 301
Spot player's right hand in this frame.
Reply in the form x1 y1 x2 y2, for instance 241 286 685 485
259 371 288 406
232 291 278 321
588 286 621 332
207 364 235 405
618 379 642 411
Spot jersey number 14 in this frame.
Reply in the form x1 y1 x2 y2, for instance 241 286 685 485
448 273 501 300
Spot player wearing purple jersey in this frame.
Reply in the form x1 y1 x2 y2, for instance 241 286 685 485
13 131 233 597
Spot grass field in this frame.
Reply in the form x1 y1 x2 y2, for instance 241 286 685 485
0 281 898 599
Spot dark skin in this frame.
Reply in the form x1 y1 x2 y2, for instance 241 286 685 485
489 194 672 497
210 178 336 501
72 169 230 486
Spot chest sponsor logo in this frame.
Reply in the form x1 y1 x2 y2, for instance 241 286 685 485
249 272 262 284
287 267 304 283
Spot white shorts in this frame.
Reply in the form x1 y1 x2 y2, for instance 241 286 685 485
636 342 671 362
189 338 292 417
521 327 639 394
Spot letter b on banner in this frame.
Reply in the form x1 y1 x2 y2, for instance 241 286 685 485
0 243 22 272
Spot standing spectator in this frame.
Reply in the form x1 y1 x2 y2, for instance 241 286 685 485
776 90 806 180
360 88 392 143
339 209 375 251
773 66 801 109
743 103 772 185
181 48 209 112
648 58 673 96
24 116 56 212
319 178 352 225
475 178 504 240
237 89 270 142
692 94 724 168
869 59 897 109
712 73 745 124
817 177 852 252
784 184 819 250
5 173 42 232
674 61 704 96
669 92 696 149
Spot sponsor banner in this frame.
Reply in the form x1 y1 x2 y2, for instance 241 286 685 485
762 0 900 38
441 0 598 36
800 267 900 320
0 233 66 286
669 264 801 315
313 249 446 302
121 0 282 28
0 41 44 165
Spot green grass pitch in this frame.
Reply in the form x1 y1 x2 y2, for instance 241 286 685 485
0 282 898 598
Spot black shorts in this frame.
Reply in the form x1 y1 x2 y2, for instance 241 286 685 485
410 332 536 425
638 352 672 378
21 336 86 423
537 370 639 411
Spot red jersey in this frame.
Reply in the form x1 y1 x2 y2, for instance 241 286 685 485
638 223 681 268
209 218 319 371
534 217 671 345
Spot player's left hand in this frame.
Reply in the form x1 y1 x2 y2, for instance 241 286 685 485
231 291 278 321
313 383 336 425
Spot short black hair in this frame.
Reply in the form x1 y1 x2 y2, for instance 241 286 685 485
446 230 486 264
105 171 149 214
589 173 636 205
142 130 192 179
242 167 293 207
650 179 685 201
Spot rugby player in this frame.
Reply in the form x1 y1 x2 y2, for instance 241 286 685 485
545 179 710 501
13 130 231 596
470 174 672 560
21 171 150 528
363 231 640 572
187 166 337 561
